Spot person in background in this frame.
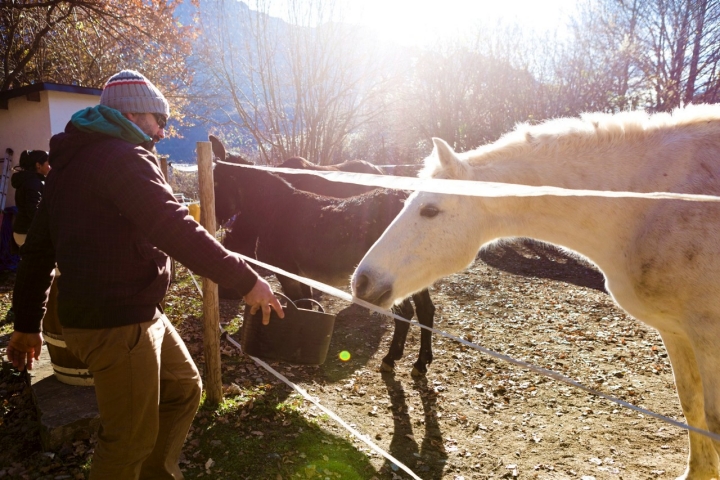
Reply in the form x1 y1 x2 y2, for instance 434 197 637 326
1 148 14 209
3 149 49 324
5 69 283 480
11 150 50 247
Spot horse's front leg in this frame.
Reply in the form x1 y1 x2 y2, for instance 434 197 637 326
659 328 719 480
381 297 415 373
410 289 435 377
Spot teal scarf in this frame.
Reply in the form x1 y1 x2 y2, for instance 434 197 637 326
71 105 151 144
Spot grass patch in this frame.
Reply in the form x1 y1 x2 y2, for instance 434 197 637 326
183 384 379 479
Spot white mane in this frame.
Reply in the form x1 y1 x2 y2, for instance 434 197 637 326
421 104 720 179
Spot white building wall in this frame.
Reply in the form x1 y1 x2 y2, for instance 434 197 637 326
48 90 99 136
0 92 52 155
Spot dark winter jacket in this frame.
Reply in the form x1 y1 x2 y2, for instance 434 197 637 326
10 169 45 234
12 107 259 332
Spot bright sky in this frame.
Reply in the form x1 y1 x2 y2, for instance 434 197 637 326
344 0 578 46
264 0 579 46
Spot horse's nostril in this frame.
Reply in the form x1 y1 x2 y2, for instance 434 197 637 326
353 273 369 297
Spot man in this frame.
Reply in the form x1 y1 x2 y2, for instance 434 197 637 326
5 70 283 479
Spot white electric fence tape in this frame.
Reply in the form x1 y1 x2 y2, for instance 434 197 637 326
226 162 720 203
187 271 422 480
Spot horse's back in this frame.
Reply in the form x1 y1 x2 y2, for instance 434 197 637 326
276 172 376 198
336 160 385 175
278 157 316 169
279 156 384 175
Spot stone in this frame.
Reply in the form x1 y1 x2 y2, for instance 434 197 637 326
26 345 99 450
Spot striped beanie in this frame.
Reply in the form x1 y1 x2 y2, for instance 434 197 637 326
99 70 170 117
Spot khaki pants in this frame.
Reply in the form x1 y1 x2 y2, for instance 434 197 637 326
63 315 202 480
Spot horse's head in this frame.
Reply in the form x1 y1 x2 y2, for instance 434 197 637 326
210 135 254 226
352 138 482 308
214 156 297 228
213 160 241 227
209 134 252 165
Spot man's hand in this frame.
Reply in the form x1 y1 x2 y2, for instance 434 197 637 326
243 277 284 325
6 332 43 371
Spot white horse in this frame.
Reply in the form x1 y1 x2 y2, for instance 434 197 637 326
352 104 720 480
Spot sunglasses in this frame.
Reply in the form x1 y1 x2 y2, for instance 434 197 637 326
152 113 168 129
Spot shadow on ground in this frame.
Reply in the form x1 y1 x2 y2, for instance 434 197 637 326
479 239 606 292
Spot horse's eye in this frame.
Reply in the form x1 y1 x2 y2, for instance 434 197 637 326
420 205 439 218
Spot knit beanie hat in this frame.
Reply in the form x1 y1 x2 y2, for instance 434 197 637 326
99 70 170 117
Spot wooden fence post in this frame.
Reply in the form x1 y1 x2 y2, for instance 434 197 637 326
196 141 223 406
159 155 169 181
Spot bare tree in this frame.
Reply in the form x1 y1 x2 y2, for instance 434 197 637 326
344 23 574 163
391 26 547 154
564 0 720 112
1 0 197 119
195 0 399 165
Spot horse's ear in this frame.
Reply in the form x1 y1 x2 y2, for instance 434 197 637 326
432 138 467 178
209 135 226 162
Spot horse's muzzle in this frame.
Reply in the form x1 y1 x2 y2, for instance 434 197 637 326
352 270 394 308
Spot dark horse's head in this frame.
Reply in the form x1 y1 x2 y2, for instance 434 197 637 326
209 134 252 166
210 135 254 226
214 159 302 259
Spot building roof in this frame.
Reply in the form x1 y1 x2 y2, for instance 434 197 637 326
0 82 102 109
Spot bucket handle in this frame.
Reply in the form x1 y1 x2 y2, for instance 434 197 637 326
274 292 325 313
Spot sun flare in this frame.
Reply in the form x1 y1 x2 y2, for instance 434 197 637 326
343 0 577 46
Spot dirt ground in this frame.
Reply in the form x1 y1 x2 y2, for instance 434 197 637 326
1 239 690 479
221 239 688 479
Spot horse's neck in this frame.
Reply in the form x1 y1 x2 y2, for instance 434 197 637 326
357 189 405 221
320 190 403 233
241 167 294 194
236 168 297 218
481 195 632 268
470 140 665 268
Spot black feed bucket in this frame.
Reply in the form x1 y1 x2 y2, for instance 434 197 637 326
241 294 336 365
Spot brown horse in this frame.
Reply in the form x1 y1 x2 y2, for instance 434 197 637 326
213 156 435 376
209 136 378 198
278 156 385 175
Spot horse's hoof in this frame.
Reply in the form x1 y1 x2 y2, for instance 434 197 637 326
411 366 426 378
380 362 394 373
